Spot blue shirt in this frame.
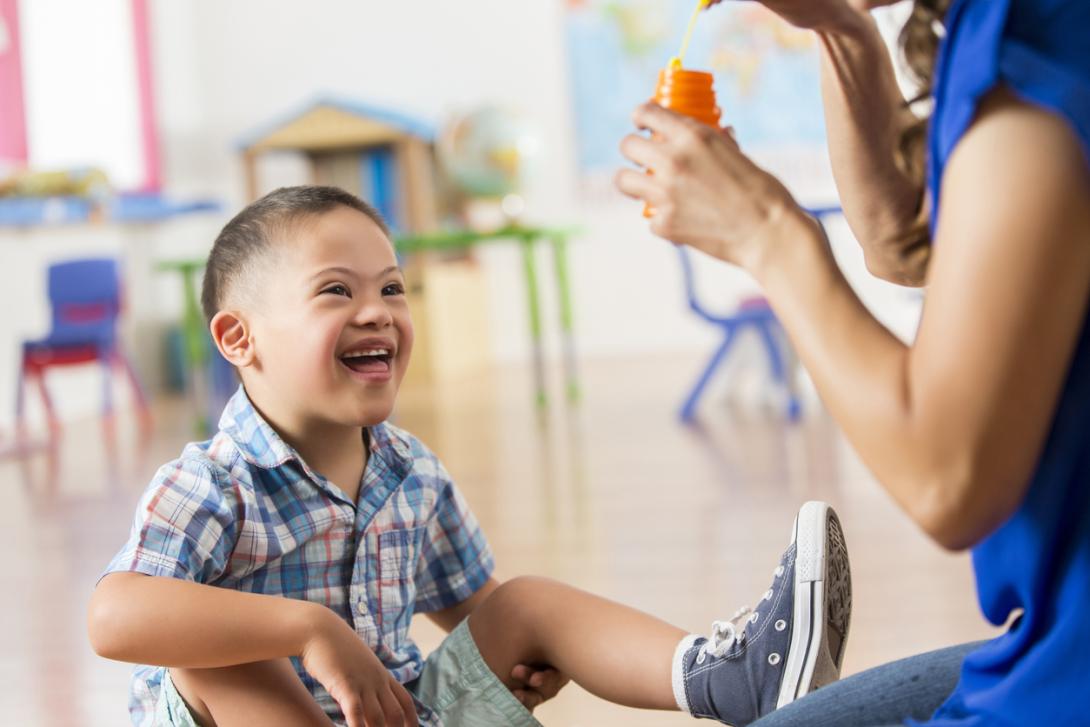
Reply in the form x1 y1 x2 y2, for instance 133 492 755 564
923 1 1090 724
103 387 493 726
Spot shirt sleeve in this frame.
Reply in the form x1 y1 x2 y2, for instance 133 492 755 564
930 0 1090 214
413 460 494 613
102 457 240 584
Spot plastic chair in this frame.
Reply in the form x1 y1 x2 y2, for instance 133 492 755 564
677 207 840 423
677 248 798 422
16 258 149 439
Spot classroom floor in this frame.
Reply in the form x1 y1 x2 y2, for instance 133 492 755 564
1 353 1000 727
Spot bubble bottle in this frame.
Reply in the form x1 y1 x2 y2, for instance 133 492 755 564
644 0 721 217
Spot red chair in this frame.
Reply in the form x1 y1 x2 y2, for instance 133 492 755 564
16 258 149 441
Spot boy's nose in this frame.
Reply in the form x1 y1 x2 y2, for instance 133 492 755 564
352 297 394 328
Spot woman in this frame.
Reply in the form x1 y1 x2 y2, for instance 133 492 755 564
616 0 1090 725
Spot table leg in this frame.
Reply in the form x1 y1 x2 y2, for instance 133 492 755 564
519 239 547 407
549 235 579 403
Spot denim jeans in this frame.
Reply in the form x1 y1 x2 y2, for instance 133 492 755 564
750 641 983 727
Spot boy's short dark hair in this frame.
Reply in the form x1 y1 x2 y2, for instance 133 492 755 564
201 186 390 322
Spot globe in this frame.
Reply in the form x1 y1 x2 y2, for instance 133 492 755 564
438 106 540 203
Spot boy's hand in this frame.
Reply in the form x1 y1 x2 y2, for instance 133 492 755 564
509 664 570 712
300 611 419 727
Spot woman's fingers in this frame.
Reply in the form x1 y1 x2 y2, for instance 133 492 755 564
632 102 701 141
620 132 670 171
614 167 666 205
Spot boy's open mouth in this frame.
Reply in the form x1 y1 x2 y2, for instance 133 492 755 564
340 347 393 374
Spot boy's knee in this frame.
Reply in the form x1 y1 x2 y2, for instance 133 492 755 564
167 667 216 725
491 575 555 603
168 658 302 724
481 576 562 626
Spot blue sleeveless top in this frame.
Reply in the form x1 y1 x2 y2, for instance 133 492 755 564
920 1 1090 725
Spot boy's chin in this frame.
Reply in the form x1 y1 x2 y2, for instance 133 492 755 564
344 400 396 427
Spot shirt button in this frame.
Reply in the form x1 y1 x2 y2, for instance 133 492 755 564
357 601 368 615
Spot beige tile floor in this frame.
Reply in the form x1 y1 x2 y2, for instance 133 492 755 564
0 354 1000 726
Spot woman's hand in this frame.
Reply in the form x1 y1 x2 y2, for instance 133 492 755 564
615 102 811 274
300 610 419 727
509 665 570 712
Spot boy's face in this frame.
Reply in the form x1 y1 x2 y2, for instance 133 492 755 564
247 205 413 428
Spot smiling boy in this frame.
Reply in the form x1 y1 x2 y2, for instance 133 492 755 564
88 186 852 727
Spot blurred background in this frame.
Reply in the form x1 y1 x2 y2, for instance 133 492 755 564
0 1 998 725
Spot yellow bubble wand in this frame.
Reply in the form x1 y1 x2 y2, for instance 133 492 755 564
669 0 711 71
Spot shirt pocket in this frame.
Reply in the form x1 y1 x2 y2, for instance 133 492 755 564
370 525 426 639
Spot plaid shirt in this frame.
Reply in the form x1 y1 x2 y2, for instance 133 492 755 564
103 387 493 726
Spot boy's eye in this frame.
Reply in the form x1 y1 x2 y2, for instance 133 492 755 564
382 282 405 296
321 284 351 297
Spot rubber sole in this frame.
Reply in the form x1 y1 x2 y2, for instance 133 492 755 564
775 501 853 710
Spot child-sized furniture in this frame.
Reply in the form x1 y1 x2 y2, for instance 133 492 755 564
16 257 149 440
677 207 841 423
396 224 580 406
677 246 798 423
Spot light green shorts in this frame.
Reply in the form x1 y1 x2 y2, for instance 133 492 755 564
409 618 543 727
155 670 200 727
155 619 541 727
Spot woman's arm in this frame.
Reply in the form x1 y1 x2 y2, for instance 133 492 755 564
759 90 1090 548
709 1 931 284
817 13 932 285
618 88 1090 550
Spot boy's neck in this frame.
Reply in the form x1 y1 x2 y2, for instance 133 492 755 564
243 386 369 503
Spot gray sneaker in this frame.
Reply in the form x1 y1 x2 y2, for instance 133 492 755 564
672 501 852 725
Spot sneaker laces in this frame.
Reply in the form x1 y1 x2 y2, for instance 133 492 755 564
699 607 754 660
698 563 783 662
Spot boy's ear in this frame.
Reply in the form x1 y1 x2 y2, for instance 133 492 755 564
210 310 255 368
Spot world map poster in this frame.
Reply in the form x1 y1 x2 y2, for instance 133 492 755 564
565 0 827 174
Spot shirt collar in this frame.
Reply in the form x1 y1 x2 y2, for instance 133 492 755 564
218 385 413 476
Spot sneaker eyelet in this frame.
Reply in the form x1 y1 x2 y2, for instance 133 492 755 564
750 611 759 623
763 589 773 601
774 565 785 578
769 653 781 666
775 619 787 632
697 652 706 665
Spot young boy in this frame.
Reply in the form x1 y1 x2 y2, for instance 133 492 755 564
88 186 852 727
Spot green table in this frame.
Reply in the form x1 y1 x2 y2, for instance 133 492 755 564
396 225 580 406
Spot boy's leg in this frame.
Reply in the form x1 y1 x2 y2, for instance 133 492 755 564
470 501 852 727
168 659 334 727
468 575 687 710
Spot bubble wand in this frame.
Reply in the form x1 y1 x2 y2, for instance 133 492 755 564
644 0 719 217
669 0 711 71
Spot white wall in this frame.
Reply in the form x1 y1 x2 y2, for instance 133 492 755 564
152 0 921 357
0 1 922 427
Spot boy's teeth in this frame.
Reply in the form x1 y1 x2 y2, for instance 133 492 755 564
343 348 390 359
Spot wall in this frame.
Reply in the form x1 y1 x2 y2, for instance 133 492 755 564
0 1 922 428
155 0 922 353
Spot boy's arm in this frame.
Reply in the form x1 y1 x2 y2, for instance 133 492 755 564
88 572 337 667
91 572 421 724
423 577 500 633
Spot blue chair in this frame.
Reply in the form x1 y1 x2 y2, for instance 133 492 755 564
16 258 149 439
677 207 840 423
